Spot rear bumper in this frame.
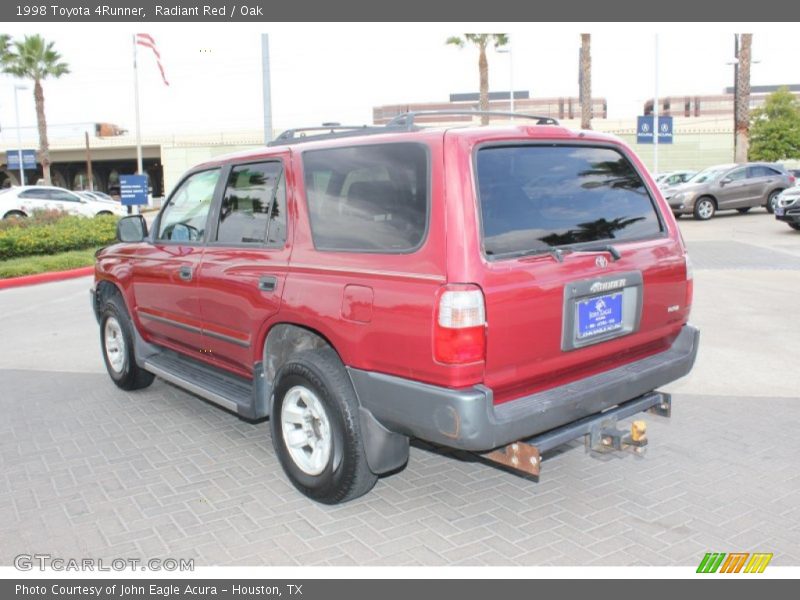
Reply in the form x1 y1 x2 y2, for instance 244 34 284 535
347 324 699 452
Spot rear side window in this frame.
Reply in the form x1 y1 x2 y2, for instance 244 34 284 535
216 161 286 246
476 145 663 258
302 143 428 252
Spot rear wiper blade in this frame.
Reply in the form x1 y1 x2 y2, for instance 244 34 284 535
568 243 622 261
512 247 573 262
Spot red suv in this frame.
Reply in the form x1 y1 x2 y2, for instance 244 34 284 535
92 113 699 504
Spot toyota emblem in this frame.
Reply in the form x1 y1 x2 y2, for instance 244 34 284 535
595 256 608 268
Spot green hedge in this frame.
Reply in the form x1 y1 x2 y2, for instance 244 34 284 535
0 213 118 260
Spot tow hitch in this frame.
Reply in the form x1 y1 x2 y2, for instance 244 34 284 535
483 391 672 477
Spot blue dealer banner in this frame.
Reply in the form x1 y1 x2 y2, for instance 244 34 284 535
637 115 673 144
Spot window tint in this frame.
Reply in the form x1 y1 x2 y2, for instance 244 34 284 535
303 143 428 252
216 162 286 246
747 165 780 178
476 145 663 257
157 169 220 242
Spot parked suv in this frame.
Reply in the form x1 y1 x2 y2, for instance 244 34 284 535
665 162 794 220
92 113 698 504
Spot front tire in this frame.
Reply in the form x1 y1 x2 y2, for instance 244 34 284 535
3 210 27 220
693 197 716 220
766 190 782 214
789 222 800 231
100 294 155 391
271 348 377 504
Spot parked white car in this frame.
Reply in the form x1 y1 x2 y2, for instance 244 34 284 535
0 185 126 219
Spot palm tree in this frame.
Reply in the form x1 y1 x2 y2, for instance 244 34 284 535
734 34 752 163
579 34 592 130
446 34 508 125
0 35 70 185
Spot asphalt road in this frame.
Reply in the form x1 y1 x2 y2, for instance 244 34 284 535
0 208 798 566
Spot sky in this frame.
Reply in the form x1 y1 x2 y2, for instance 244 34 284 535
0 22 797 140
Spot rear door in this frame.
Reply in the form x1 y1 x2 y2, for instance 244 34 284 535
469 142 689 404
195 157 292 376
131 168 222 354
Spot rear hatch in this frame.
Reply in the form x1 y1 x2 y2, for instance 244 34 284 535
468 140 691 404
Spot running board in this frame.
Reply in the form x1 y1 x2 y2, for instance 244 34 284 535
143 350 260 419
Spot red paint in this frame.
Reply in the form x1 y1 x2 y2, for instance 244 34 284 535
0 266 94 290
95 124 691 401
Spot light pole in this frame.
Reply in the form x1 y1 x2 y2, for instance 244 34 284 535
496 40 514 115
13 84 28 186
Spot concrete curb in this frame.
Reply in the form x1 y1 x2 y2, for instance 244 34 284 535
0 266 94 291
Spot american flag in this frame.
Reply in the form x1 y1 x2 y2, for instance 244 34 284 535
136 33 169 86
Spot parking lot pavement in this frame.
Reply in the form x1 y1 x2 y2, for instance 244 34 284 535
1 211 798 566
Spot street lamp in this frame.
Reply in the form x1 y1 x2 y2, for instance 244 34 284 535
13 84 28 186
496 40 514 116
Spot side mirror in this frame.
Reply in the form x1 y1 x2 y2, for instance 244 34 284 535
117 215 148 243
720 177 732 186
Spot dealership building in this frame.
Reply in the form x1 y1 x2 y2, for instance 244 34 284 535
2 86 798 200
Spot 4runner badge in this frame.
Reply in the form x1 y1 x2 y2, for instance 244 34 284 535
589 279 627 293
595 256 609 268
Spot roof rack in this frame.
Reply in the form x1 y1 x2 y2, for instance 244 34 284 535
268 123 403 146
269 110 560 146
385 110 560 128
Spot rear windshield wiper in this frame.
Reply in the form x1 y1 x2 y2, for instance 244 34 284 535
487 247 572 262
565 243 621 261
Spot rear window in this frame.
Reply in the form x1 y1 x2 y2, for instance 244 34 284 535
476 145 663 258
302 143 428 252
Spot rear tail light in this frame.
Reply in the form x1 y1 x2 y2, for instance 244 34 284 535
789 175 796 185
434 284 486 364
684 253 694 311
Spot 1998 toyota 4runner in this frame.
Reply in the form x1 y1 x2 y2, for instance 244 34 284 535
92 112 699 504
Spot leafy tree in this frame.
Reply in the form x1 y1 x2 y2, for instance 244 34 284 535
749 88 800 162
0 34 70 186
446 34 508 125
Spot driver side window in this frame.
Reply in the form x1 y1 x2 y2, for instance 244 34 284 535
157 169 220 242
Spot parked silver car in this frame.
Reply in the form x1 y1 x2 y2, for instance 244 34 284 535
665 163 795 220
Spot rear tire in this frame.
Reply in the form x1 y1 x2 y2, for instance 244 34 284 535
737 207 751 214
693 197 716 221
789 223 800 231
99 293 155 391
3 210 27 220
271 348 377 504
766 190 782 214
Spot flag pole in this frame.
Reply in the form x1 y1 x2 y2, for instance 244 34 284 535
133 34 143 215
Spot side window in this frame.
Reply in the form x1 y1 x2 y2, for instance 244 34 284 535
216 161 286 246
50 190 80 202
157 169 220 242
18 188 48 200
727 168 747 182
302 143 429 252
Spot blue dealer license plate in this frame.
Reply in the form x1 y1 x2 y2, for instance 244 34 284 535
576 292 623 339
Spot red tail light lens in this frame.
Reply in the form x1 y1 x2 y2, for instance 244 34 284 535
434 284 486 364
685 253 694 311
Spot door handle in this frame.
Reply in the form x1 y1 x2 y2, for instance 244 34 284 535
258 275 277 292
178 266 193 282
